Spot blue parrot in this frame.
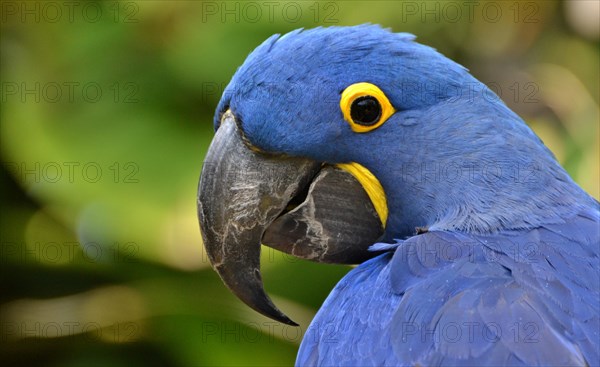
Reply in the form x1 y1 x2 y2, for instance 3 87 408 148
197 25 599 366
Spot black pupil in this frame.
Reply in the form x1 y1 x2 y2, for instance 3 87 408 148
350 96 381 126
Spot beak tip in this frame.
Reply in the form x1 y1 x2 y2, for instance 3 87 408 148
284 318 299 327
269 308 298 326
247 295 299 326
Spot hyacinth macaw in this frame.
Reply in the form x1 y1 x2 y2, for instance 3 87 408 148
197 25 599 366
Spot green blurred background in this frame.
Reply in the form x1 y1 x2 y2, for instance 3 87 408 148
1 1 598 366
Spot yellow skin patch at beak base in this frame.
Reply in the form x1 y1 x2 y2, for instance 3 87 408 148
336 162 388 228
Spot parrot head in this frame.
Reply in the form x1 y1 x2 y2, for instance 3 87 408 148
197 25 592 325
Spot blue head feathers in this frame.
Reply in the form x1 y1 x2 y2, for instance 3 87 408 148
213 24 597 239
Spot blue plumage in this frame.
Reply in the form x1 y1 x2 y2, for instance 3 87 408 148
298 209 599 366
210 25 600 366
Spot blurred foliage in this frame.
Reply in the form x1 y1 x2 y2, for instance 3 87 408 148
1 1 598 366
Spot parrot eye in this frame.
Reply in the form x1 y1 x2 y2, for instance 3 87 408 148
340 82 396 133
351 96 381 126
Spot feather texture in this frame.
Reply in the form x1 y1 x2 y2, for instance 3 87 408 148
297 208 599 366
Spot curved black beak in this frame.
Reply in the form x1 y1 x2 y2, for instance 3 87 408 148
198 111 383 325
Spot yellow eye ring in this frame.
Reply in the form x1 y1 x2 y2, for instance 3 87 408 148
340 82 396 133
